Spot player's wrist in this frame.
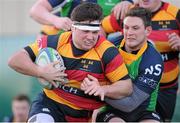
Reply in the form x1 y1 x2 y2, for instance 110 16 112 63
101 85 110 97
36 66 43 78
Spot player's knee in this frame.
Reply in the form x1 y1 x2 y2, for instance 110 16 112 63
140 119 160 123
109 117 125 123
27 113 55 123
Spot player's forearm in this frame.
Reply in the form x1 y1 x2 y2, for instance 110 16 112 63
103 79 132 99
29 0 55 25
8 49 40 77
31 9 60 26
105 84 149 112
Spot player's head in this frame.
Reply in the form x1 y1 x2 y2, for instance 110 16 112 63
70 2 103 51
138 0 162 12
123 7 152 51
125 6 152 28
12 94 30 122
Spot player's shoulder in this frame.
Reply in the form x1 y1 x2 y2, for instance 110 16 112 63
139 42 164 76
162 2 179 17
142 41 163 65
96 36 117 49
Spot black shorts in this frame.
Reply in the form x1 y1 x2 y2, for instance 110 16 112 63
156 82 178 122
28 92 92 122
96 106 161 122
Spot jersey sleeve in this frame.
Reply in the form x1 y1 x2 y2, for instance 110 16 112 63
101 14 123 34
24 34 60 62
48 0 65 8
105 84 149 112
134 47 164 94
24 35 47 62
102 46 129 82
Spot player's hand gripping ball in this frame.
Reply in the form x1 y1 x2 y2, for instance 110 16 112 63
35 47 68 89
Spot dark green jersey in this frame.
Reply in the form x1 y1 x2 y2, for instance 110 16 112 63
48 0 133 17
103 40 163 114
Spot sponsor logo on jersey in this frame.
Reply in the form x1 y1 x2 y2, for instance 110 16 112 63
145 64 162 76
42 108 50 113
138 76 158 89
152 112 160 120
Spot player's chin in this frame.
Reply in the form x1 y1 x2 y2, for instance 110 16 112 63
126 40 135 45
82 45 94 51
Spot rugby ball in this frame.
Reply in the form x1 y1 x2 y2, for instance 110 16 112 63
35 47 66 89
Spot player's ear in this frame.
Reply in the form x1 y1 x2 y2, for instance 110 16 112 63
71 22 76 31
145 26 152 36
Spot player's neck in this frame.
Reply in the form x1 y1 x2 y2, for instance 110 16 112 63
125 42 146 54
13 117 26 122
151 1 162 12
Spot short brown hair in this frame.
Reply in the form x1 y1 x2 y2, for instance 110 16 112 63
125 7 152 27
71 2 103 22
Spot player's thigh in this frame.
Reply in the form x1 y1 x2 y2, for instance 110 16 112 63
109 117 125 123
140 119 160 123
28 92 66 122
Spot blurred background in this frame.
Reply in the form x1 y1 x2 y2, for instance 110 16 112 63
0 0 180 121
